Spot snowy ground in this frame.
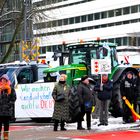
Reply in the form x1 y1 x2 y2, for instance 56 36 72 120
65 117 140 132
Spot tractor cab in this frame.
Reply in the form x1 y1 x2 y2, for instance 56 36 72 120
43 41 118 85
67 41 118 78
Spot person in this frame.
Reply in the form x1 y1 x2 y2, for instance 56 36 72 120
77 75 94 130
94 74 113 126
0 74 16 140
92 90 100 122
120 71 138 123
137 71 140 114
52 74 70 131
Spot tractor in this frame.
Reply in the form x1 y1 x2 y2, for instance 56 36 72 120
43 40 140 117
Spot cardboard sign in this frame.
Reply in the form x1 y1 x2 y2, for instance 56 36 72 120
91 59 111 74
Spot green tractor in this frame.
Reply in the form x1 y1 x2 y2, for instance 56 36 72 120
43 41 140 117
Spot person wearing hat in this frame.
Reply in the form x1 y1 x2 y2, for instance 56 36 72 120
77 75 94 130
52 74 70 131
120 71 138 123
0 74 16 140
136 70 140 114
94 74 113 126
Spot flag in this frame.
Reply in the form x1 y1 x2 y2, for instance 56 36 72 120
122 96 140 121
103 42 110 51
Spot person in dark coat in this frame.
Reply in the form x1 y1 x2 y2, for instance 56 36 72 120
137 71 140 114
94 74 113 126
77 75 94 130
52 74 70 131
0 74 16 140
120 71 139 123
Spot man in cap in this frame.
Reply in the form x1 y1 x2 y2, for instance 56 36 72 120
77 75 94 130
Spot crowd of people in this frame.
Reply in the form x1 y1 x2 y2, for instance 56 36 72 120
52 70 140 131
0 70 139 138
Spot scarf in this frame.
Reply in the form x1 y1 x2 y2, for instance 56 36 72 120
0 82 11 94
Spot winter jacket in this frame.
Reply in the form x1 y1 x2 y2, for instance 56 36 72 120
120 78 138 101
52 82 70 122
94 80 113 101
77 82 94 111
0 87 16 117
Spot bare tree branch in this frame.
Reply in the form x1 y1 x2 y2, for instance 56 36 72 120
0 3 25 63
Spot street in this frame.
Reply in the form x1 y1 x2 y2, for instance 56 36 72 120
4 117 140 140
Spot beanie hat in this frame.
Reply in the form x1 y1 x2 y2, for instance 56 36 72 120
126 71 133 76
81 75 88 82
0 74 9 81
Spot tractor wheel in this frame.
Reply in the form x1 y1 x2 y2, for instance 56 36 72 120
110 81 123 117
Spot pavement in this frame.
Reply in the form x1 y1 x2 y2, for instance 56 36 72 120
3 117 140 140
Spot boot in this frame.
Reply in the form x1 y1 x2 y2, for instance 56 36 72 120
3 131 9 140
53 120 58 131
77 121 85 130
60 121 67 131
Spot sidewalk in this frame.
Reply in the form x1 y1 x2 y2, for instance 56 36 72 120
66 117 140 132
8 117 140 140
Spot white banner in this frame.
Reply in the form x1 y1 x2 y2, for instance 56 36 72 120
15 83 55 118
91 59 111 74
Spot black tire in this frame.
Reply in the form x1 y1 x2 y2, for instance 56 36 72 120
109 81 123 117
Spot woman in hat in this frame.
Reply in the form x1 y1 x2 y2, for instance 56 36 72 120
52 74 70 131
0 74 16 140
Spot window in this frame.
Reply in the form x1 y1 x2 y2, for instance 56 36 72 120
17 69 34 84
58 20 62 26
81 15 87 22
131 19 139 23
69 17 74 24
88 14 93 21
131 5 138 13
108 10 114 17
115 8 122 16
94 13 100 20
115 38 122 46
123 37 128 46
108 23 114 27
108 38 114 43
51 20 57 27
63 18 68 25
101 12 107 19
75 16 80 23
123 20 130 24
123 7 130 15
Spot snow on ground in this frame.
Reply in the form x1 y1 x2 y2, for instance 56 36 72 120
65 117 140 132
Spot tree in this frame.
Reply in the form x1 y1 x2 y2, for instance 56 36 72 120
0 0 25 63
0 0 52 63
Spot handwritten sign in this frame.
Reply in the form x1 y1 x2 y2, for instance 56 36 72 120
91 59 111 74
15 83 55 118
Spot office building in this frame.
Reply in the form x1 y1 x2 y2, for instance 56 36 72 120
33 0 140 59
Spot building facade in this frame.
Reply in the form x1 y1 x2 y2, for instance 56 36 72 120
33 0 140 59
0 0 32 62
